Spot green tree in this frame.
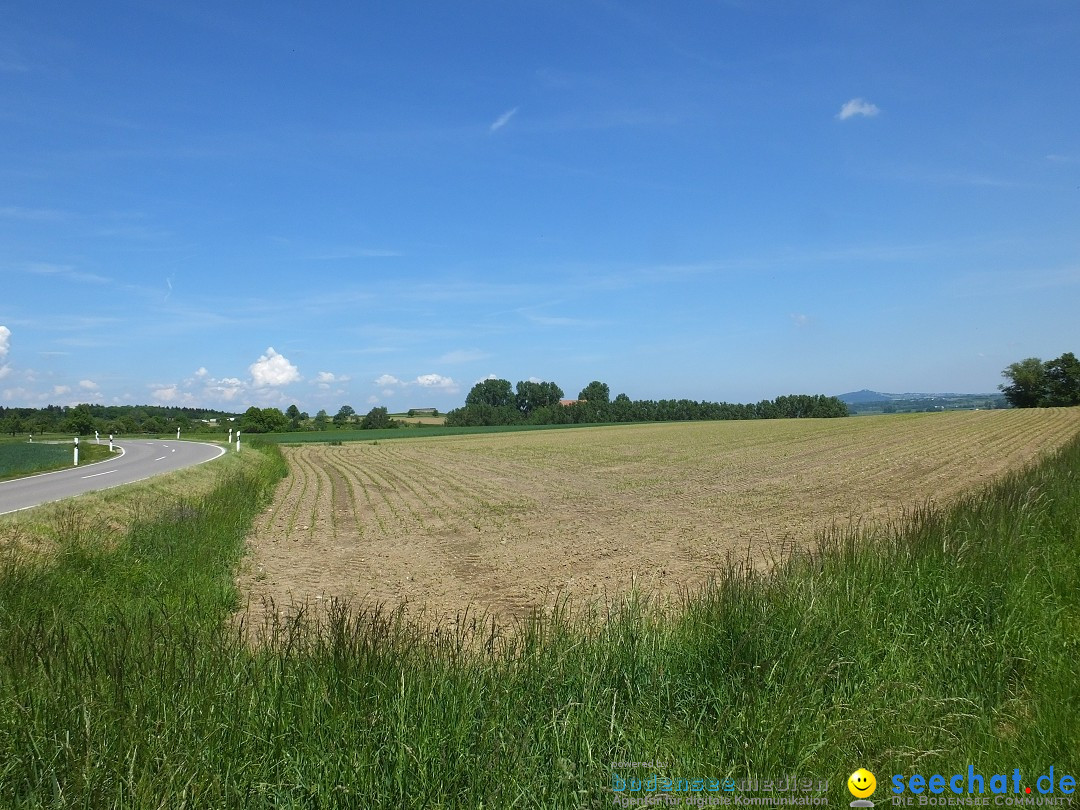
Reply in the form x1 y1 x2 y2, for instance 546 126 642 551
333 405 356 427
466 378 514 409
515 380 564 415
578 380 610 405
313 409 329 429
1043 352 1080 406
285 404 306 429
360 406 393 430
63 404 97 436
999 357 1047 408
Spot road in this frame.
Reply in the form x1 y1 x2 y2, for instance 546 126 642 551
0 439 228 516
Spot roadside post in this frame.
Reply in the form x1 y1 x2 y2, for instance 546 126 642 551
109 434 114 452
74 436 79 466
177 427 181 439
95 430 100 444
236 430 241 452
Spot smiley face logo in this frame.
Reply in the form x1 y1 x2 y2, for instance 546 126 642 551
847 768 877 799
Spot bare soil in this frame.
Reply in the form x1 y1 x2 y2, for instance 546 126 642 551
237 409 1080 627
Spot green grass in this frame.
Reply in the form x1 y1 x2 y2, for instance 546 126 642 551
262 421 623 444
1 434 1078 807
0 441 114 481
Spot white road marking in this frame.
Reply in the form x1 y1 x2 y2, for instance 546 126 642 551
81 470 118 479
154 455 167 461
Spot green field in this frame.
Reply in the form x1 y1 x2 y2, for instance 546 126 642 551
0 441 114 481
261 420 622 444
1 419 1078 806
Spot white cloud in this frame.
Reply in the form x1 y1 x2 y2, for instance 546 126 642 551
374 373 403 387
315 370 350 390
0 325 9 379
415 373 459 393
490 106 519 132
366 395 380 405
195 366 209 378
151 385 180 403
837 98 880 120
53 385 71 395
207 377 246 401
79 379 99 390
790 313 812 328
249 347 300 387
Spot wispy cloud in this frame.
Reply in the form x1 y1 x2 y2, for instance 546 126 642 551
490 106 519 133
0 205 68 221
837 98 880 120
21 262 112 285
309 247 403 260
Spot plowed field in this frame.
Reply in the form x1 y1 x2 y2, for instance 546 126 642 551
239 408 1080 626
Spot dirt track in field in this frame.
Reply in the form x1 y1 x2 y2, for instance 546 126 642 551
237 409 1080 627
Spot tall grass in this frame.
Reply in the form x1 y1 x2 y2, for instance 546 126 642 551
1 435 1078 807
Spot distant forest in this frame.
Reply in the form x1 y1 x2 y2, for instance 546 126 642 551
0 404 237 437
445 379 849 427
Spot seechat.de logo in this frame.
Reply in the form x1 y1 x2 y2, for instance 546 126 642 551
890 765 1076 803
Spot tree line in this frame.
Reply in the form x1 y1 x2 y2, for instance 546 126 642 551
444 379 849 427
0 404 237 437
999 352 1080 408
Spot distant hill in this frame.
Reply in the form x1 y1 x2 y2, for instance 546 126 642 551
836 390 1007 414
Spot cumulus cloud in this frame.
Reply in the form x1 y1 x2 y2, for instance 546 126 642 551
249 347 300 387
206 377 246 401
0 325 10 379
79 379 99 390
415 373 459 392
837 98 880 120
374 374 403 387
53 385 71 395
151 385 181 403
315 370 349 390
490 106 519 132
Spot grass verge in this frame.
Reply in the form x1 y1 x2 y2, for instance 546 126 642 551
1 435 1078 807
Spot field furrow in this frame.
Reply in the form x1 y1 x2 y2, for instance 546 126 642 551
239 409 1080 626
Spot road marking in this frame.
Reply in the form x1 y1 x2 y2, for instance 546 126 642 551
154 455 167 461
81 470 118 479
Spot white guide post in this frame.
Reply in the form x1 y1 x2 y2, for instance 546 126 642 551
73 436 80 466
228 428 233 444
177 427 181 440
109 434 114 452
236 430 241 452
95 430 100 444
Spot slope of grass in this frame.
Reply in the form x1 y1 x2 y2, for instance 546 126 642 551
1 433 1078 807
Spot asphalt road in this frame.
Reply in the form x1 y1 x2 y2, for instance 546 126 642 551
0 439 228 516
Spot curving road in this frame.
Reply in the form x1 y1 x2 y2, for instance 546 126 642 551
0 439 228 516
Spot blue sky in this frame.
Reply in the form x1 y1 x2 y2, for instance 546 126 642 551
2 1 1078 413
